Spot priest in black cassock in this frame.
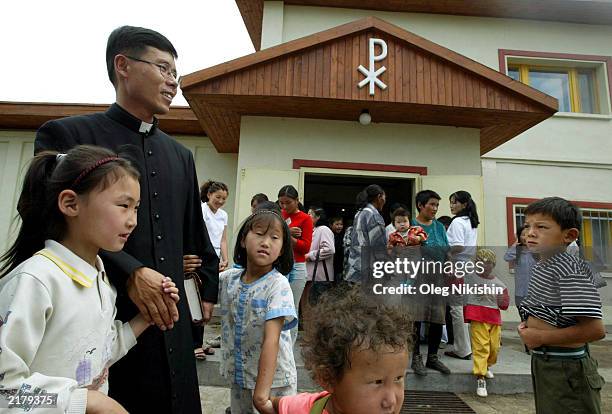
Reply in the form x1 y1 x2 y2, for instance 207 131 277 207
35 26 218 414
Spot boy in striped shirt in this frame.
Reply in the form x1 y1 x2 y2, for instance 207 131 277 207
518 197 606 414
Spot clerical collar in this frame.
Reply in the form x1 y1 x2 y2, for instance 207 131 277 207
106 103 159 135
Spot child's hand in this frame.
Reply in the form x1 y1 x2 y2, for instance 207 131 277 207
183 254 202 273
253 397 275 414
219 259 228 272
86 390 128 414
517 322 543 350
162 277 180 303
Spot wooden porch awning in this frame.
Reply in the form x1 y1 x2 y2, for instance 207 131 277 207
181 17 557 154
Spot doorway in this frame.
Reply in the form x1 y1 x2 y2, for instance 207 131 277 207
303 172 414 225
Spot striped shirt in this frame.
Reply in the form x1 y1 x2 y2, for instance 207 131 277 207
345 204 386 283
519 252 602 328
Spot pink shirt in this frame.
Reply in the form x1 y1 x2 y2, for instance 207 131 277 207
278 391 331 414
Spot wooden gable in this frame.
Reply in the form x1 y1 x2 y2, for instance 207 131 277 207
181 17 557 153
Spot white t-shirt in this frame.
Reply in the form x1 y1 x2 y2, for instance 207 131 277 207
446 216 477 261
202 202 228 257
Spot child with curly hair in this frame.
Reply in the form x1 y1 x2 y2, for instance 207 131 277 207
272 286 412 414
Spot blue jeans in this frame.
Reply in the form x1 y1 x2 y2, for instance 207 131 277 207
287 263 307 344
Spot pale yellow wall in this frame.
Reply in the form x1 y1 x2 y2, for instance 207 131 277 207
0 131 237 259
234 115 482 229
277 5 612 164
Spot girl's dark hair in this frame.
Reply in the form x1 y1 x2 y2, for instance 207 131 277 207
200 180 228 202
1 145 140 277
302 285 413 388
450 190 480 229
355 184 384 209
391 207 410 221
254 201 282 215
250 193 269 206
309 207 328 228
233 210 294 275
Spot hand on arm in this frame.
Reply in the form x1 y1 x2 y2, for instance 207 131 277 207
253 318 284 414
127 267 179 331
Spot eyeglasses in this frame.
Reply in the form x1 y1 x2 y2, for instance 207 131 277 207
125 55 178 82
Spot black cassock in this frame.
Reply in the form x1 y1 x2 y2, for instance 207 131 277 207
36 103 219 414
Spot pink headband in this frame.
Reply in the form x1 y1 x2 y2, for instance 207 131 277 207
71 157 120 188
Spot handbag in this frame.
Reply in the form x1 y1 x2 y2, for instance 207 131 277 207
184 272 204 324
309 250 334 306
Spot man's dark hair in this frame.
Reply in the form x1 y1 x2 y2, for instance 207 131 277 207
524 197 582 231
106 25 178 86
415 190 441 212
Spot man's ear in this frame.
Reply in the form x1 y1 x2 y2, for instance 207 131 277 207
563 227 579 244
58 190 80 217
114 54 130 81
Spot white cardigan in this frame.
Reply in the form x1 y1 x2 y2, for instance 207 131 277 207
305 226 336 281
0 240 137 413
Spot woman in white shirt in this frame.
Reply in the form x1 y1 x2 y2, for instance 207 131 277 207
445 190 479 360
200 180 229 271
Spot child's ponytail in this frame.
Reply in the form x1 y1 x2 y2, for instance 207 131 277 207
0 153 61 276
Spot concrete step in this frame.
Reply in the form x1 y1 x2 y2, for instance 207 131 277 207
196 331 534 394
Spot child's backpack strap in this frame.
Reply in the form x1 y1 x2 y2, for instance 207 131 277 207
309 394 331 414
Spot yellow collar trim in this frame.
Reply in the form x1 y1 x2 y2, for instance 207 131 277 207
35 249 94 288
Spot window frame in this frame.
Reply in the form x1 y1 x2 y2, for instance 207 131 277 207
498 49 612 115
507 64 599 113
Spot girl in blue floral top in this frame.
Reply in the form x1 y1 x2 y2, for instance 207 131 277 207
219 209 297 414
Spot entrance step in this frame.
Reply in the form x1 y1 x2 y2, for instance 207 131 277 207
197 330 533 394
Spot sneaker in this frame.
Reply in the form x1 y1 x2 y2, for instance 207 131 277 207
476 378 487 397
411 354 428 376
426 355 451 374
485 369 494 379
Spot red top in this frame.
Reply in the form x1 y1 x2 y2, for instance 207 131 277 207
464 288 510 326
282 209 313 263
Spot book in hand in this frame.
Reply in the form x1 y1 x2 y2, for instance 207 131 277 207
184 272 203 323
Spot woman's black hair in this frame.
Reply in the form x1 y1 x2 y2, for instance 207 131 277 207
450 190 480 229
250 193 269 206
0 145 140 277
278 185 306 212
233 210 294 275
309 207 328 228
278 185 298 200
355 184 385 209
200 180 228 203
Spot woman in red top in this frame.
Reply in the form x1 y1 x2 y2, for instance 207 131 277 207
278 185 313 344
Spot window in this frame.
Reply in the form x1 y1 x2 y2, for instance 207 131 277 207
508 64 599 113
512 204 612 270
